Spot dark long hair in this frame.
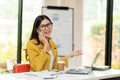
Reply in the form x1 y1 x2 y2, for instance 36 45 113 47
29 15 53 44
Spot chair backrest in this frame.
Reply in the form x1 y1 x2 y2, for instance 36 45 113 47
13 64 30 73
23 49 29 61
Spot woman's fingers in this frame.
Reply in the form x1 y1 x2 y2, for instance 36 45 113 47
39 31 47 44
73 50 82 56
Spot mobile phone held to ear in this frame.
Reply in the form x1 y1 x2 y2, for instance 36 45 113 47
36 29 40 34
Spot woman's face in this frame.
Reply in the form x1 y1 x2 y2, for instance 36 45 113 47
39 19 52 38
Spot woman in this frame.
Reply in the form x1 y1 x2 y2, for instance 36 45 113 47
26 15 82 71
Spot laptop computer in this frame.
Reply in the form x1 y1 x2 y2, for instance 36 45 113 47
65 51 101 74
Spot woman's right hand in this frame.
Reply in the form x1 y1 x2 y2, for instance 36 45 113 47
38 31 49 52
39 31 48 45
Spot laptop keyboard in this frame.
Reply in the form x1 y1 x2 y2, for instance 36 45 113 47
66 68 92 74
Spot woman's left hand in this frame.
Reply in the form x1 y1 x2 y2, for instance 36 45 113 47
66 50 82 59
71 50 82 57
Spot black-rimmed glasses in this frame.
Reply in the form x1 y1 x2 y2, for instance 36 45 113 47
39 23 52 29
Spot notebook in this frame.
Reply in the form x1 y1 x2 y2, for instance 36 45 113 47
65 51 101 74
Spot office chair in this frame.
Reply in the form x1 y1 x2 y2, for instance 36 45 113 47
23 49 29 61
13 63 30 73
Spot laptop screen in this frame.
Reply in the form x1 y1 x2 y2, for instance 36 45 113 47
90 50 102 69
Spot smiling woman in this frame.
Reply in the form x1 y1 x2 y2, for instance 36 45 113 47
26 15 82 71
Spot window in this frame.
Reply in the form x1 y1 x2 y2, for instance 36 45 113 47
0 0 18 71
82 0 107 66
112 0 120 69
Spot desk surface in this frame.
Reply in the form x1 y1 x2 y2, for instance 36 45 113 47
0 69 120 80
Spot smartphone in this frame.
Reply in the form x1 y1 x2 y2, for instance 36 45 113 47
36 29 40 34
36 29 48 39
36 29 46 37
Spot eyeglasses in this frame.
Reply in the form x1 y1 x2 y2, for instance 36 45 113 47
39 23 52 29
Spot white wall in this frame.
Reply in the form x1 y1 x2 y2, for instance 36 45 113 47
43 0 83 67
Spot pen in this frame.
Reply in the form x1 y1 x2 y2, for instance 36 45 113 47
50 72 63 76
43 76 55 79
24 73 38 76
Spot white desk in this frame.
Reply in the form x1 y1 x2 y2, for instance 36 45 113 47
0 69 120 80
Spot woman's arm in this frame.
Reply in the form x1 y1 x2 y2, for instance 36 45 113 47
27 41 50 71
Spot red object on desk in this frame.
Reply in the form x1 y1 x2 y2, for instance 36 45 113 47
13 64 30 73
